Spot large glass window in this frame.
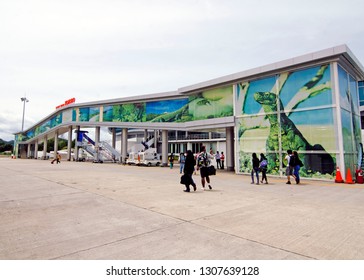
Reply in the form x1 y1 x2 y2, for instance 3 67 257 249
79 107 100 122
338 65 350 111
235 64 335 178
359 81 364 106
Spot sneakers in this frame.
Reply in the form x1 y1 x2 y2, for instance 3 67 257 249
208 185 212 190
286 181 291 184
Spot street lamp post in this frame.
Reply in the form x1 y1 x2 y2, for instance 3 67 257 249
20 97 29 131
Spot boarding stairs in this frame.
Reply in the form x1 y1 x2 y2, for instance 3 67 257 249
77 132 121 163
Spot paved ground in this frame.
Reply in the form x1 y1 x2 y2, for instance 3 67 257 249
1 157 364 260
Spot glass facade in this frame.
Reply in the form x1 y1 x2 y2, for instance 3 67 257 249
358 81 364 106
235 64 337 179
338 65 362 173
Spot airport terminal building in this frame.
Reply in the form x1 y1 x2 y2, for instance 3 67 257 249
14 45 364 180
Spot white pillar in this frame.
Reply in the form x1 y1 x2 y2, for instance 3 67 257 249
42 136 48 160
34 141 38 159
154 130 158 149
95 126 100 161
27 143 31 158
67 126 72 161
226 127 234 172
162 130 168 167
112 128 116 149
122 128 128 163
75 126 80 161
54 130 59 155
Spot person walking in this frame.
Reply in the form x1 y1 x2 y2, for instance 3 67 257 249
293 151 303 184
215 151 221 169
220 152 225 169
56 152 61 164
179 152 186 174
197 145 213 190
51 152 61 164
285 150 296 184
259 153 268 184
168 153 174 169
251 153 260 185
182 150 197 192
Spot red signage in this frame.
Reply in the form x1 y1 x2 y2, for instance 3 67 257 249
56 98 76 109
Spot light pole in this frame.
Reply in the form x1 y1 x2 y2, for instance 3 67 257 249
20 97 29 131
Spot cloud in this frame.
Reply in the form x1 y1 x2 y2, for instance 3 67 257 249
1 0 364 141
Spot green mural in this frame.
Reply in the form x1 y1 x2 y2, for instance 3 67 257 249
188 86 234 120
103 86 234 123
79 107 100 122
237 64 336 179
103 103 146 122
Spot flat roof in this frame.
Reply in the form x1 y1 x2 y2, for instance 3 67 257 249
178 44 364 93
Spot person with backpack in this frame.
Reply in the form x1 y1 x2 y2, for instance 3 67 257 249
168 153 174 169
251 153 260 185
259 153 268 184
293 151 303 184
197 145 213 190
182 150 197 192
285 149 296 184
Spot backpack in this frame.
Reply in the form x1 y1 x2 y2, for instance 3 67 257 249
289 155 296 167
259 159 268 168
197 152 208 167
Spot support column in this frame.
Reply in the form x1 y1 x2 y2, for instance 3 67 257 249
34 141 38 159
67 126 72 161
95 126 100 162
27 143 31 158
333 62 346 178
54 130 59 156
226 127 235 172
154 130 158 150
121 128 128 163
144 129 148 141
162 130 168 167
42 136 48 160
112 128 116 149
75 126 80 161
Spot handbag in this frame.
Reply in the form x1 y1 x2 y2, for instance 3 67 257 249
207 165 216 176
180 174 190 184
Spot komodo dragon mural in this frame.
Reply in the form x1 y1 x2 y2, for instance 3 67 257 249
237 64 336 177
254 91 335 174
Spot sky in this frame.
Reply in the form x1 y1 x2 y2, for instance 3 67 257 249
0 0 364 141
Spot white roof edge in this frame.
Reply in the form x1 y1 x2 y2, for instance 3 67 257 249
76 90 179 107
15 91 180 135
178 44 364 93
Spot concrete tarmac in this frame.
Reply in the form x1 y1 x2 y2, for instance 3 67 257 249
1 158 364 260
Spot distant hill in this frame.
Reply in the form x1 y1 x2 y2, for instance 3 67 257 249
0 139 14 152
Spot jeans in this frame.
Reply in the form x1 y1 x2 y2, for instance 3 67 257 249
180 163 185 173
294 165 300 183
251 167 259 183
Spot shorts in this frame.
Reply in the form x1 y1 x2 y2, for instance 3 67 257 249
286 166 293 175
200 166 209 178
